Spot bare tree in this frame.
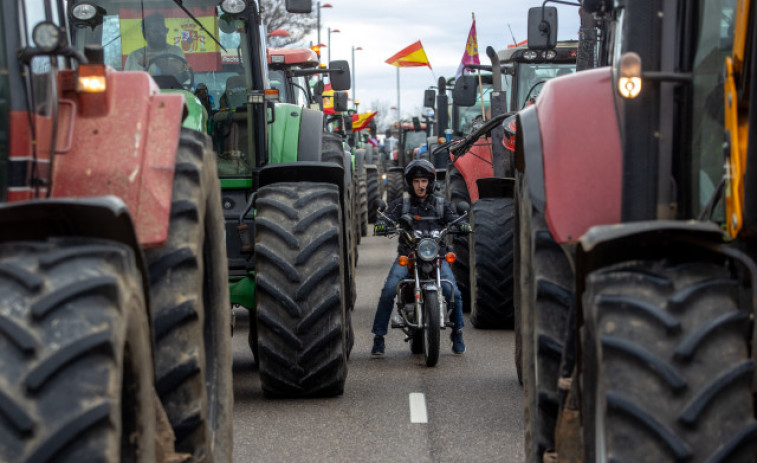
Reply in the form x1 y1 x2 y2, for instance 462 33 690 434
259 0 316 48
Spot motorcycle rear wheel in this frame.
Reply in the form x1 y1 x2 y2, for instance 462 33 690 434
423 291 441 367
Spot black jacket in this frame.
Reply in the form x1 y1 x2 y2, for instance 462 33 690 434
379 193 465 255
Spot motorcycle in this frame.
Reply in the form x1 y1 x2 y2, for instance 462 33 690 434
375 200 470 367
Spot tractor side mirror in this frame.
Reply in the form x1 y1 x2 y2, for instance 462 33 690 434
424 89 436 108
285 0 312 13
328 60 351 91
452 75 477 107
527 6 558 50
333 91 349 112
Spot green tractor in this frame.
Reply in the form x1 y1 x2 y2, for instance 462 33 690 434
70 0 354 398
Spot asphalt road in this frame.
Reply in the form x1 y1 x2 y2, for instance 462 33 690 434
231 234 524 462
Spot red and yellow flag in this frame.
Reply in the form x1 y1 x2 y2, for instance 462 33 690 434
120 7 221 71
385 41 432 69
322 83 335 114
352 111 377 131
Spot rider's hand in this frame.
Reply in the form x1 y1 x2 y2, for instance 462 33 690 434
374 222 387 236
459 223 472 234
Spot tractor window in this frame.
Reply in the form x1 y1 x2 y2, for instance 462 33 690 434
268 69 290 102
69 2 259 178
515 63 575 109
688 0 737 220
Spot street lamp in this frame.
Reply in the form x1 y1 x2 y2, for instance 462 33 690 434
351 46 363 110
327 27 340 64
316 2 332 51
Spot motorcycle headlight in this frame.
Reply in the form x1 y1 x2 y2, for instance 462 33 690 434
417 238 439 262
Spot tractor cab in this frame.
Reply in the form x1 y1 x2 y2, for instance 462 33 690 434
267 47 319 108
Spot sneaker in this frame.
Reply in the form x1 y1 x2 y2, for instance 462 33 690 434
371 335 385 356
451 330 465 354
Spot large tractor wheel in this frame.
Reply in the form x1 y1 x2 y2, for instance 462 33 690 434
254 182 348 397
321 136 357 317
520 175 573 463
469 197 515 328
366 166 379 223
144 129 233 462
446 163 471 313
582 260 757 463
0 240 156 462
358 176 368 237
386 169 404 204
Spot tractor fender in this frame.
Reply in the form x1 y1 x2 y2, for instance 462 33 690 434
476 177 515 200
297 107 324 162
449 138 494 202
0 196 151 316
522 67 623 244
257 162 345 201
575 220 757 355
51 70 185 248
269 103 303 164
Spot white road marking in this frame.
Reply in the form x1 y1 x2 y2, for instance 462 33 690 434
409 392 428 423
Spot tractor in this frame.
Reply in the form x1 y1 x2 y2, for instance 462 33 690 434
442 40 577 328
516 1 757 461
0 0 233 461
67 0 354 398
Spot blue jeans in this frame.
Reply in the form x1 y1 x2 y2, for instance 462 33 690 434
372 259 464 336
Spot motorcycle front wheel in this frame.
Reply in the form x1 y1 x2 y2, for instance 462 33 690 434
423 290 441 367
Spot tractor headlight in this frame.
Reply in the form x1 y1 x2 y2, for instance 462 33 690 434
417 239 439 262
221 0 246 14
72 3 97 20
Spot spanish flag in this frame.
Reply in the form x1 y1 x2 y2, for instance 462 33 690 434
352 111 378 131
385 41 432 69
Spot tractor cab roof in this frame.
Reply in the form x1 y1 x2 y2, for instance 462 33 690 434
497 40 578 64
267 48 319 68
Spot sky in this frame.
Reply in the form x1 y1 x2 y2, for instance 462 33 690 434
300 0 582 124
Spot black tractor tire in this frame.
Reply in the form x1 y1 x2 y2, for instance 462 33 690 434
144 129 233 462
321 136 357 309
582 259 757 463
469 197 515 329
520 174 573 463
0 239 156 463
513 173 525 385
446 163 471 313
366 166 380 223
386 169 404 204
423 291 441 367
254 182 348 397
358 176 368 237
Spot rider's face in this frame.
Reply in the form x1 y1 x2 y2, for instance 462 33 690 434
145 26 169 50
413 177 429 197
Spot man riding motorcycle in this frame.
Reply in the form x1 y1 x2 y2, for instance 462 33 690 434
371 159 471 356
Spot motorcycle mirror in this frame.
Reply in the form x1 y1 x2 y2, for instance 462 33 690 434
376 199 387 212
456 201 470 215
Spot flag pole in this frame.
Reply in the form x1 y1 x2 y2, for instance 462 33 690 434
473 12 486 121
396 67 401 123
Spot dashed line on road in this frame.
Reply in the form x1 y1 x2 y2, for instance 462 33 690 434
409 392 428 423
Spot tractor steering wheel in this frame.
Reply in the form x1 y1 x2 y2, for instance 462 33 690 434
147 53 194 90
522 80 546 109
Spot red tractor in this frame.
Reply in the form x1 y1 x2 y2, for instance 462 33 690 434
444 41 577 329
516 1 757 461
0 1 232 461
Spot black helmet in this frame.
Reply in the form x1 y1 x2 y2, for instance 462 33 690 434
404 159 436 196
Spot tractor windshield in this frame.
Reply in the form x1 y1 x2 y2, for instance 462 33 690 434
68 1 259 177
688 0 737 220
455 72 512 135
515 63 575 109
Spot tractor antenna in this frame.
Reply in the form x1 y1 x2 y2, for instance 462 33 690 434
507 24 518 46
